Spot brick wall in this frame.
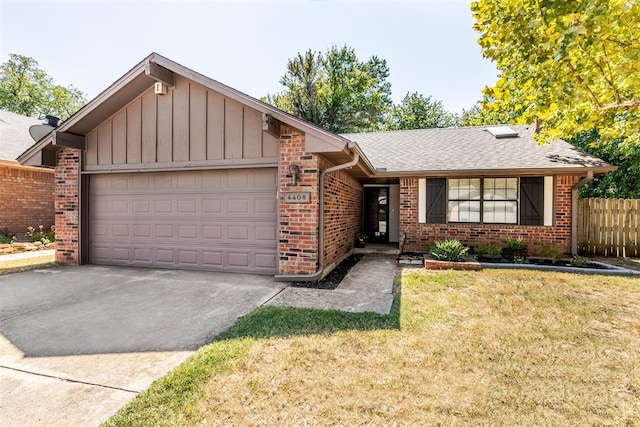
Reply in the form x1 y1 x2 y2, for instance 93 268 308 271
278 126 320 275
400 175 576 255
55 148 81 264
322 156 362 270
0 161 54 236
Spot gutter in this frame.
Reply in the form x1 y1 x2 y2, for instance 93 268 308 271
274 150 360 282
571 171 594 255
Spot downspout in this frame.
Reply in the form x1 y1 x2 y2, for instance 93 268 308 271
571 171 593 255
274 150 360 282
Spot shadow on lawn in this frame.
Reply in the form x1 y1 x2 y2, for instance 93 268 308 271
216 288 402 342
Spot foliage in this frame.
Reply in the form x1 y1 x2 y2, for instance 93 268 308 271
475 243 503 260
513 255 528 264
384 92 459 130
264 45 392 133
0 229 15 244
460 94 525 127
570 129 640 198
430 239 470 262
0 54 86 120
570 255 588 267
472 0 640 149
505 238 525 250
535 242 564 263
27 225 55 244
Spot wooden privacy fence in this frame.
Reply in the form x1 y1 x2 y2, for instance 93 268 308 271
577 198 640 257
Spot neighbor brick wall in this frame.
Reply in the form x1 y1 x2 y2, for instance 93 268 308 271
278 126 320 275
322 156 362 270
400 175 576 255
55 148 81 264
0 162 54 236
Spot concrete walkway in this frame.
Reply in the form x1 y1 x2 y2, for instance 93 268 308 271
267 255 396 315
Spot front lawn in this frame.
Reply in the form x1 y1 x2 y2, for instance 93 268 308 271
104 269 640 426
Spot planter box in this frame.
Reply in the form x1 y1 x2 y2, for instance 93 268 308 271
424 255 482 271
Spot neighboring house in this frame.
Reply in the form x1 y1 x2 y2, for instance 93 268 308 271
17 53 615 279
0 109 55 236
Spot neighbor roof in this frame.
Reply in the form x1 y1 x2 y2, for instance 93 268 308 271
342 125 615 176
0 110 42 160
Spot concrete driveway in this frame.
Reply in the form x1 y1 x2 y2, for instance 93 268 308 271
0 265 284 426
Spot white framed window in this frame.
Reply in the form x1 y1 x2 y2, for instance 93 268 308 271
447 177 517 224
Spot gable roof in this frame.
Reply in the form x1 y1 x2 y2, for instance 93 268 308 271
342 125 616 176
17 53 356 166
0 109 42 160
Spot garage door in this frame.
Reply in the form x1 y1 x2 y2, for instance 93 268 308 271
89 168 277 274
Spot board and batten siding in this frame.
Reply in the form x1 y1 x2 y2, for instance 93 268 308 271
84 75 278 170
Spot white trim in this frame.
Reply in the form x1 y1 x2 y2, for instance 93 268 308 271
418 178 426 223
544 176 554 226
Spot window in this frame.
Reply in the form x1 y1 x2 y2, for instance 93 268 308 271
448 178 481 222
482 178 518 224
422 176 548 225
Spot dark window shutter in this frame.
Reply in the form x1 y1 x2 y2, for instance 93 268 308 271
426 178 446 223
520 177 544 225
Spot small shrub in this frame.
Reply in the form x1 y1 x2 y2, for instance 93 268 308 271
571 255 588 267
485 243 503 259
430 239 470 262
505 238 526 250
0 228 15 244
536 243 564 264
472 245 486 258
27 225 56 244
513 255 528 264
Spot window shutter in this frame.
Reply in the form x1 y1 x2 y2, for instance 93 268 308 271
520 177 544 225
426 178 446 224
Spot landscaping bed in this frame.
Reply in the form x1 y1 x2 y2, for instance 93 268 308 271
476 256 609 270
291 253 364 290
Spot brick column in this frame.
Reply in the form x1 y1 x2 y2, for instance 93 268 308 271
278 126 320 275
55 148 80 264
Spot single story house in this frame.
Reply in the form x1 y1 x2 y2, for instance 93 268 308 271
0 109 55 236
18 53 615 280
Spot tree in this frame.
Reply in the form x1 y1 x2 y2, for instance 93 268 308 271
0 53 86 120
570 130 640 199
265 45 392 133
460 94 526 127
384 92 459 130
472 0 640 149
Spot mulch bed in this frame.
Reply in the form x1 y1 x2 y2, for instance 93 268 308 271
479 257 609 270
291 253 365 290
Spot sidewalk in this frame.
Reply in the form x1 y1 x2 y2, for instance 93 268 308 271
267 255 396 315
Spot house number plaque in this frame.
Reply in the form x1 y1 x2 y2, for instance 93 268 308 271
284 192 310 203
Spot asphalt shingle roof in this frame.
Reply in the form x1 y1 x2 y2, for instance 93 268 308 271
342 124 611 173
0 110 42 160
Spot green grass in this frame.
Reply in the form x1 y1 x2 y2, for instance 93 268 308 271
104 269 640 426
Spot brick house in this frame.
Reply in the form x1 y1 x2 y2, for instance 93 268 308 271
17 53 614 280
0 109 55 237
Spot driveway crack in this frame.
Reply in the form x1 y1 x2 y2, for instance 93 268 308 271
0 364 139 394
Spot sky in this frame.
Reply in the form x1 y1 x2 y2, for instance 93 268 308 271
0 0 498 115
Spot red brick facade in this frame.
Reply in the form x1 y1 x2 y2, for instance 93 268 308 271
400 175 576 255
278 127 320 275
0 161 54 236
55 148 81 264
322 157 362 270
277 127 363 276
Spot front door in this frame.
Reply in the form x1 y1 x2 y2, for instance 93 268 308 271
364 187 389 243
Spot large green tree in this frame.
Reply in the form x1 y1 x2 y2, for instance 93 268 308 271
570 130 640 199
265 45 392 133
0 53 86 120
384 92 459 130
472 0 640 149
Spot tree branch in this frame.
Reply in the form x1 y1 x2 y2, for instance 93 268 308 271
598 100 640 111
565 62 602 108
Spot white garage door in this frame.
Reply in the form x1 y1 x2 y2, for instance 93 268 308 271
89 168 277 274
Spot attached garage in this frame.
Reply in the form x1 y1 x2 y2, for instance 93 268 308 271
89 168 277 274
